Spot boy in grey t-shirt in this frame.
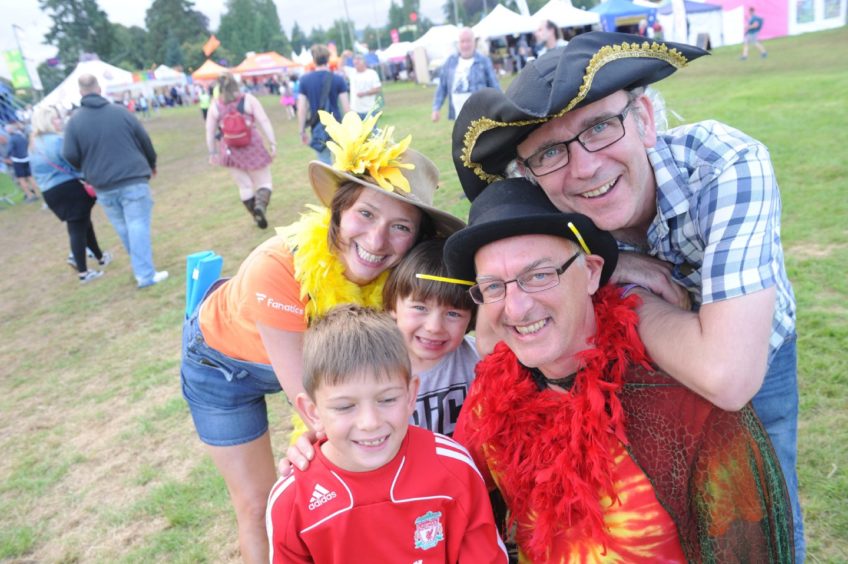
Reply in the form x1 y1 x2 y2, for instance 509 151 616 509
383 239 479 436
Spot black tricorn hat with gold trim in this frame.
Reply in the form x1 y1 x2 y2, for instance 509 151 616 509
452 32 708 201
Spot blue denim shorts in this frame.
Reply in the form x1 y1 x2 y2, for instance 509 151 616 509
180 288 283 447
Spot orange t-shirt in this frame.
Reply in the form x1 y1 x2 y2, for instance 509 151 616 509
199 235 308 364
527 443 686 563
480 441 687 563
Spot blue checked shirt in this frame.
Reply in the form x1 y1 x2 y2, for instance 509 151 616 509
624 120 796 361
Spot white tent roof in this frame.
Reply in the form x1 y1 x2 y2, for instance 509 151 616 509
378 41 413 63
37 59 134 110
411 24 460 65
534 0 601 28
145 64 188 89
153 64 184 80
292 47 312 66
473 4 536 39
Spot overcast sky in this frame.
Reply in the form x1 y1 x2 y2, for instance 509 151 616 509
0 0 449 81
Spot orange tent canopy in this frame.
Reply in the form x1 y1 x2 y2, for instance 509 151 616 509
233 52 297 77
191 59 229 81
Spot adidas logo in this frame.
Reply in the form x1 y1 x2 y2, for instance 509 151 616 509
308 483 337 510
255 292 266 303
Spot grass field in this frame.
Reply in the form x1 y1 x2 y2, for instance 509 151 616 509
1 27 846 562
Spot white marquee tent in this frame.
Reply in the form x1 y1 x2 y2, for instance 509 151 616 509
656 1 726 47
153 64 188 85
533 0 601 28
37 59 133 110
473 4 537 39
377 41 414 63
411 24 460 65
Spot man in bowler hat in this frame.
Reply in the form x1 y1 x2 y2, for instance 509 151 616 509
451 31 803 560
443 178 793 562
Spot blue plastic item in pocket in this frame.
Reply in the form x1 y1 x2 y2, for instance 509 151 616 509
185 251 222 317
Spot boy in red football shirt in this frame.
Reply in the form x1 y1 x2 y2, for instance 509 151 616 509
266 304 506 563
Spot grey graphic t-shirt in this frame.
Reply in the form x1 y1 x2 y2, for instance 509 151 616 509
411 336 479 437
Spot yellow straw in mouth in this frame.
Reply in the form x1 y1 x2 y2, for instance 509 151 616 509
415 273 475 286
567 222 591 254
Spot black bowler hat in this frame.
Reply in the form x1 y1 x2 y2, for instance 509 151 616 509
443 178 618 285
452 32 708 201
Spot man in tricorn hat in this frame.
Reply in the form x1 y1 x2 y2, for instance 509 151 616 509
451 31 803 560
444 178 793 562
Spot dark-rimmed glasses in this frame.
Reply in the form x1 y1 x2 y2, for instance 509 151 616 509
520 102 634 176
469 253 580 305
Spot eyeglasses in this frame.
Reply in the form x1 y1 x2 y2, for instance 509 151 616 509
521 102 634 177
469 253 580 305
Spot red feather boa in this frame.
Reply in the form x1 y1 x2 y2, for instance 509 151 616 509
465 285 651 561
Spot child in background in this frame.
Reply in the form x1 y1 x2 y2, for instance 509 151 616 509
266 305 506 563
5 122 40 202
383 238 478 437
279 76 296 120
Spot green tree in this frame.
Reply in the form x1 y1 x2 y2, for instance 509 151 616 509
39 0 117 65
164 34 185 67
217 0 290 63
290 22 307 54
388 1 406 31
362 25 391 52
307 27 328 47
325 19 356 52
441 0 468 26
257 0 291 55
145 0 209 65
572 0 599 10
111 24 150 70
36 61 66 94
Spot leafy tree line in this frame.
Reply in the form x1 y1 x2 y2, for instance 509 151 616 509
35 0 433 95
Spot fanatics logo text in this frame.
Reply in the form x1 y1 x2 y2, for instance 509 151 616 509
255 292 304 315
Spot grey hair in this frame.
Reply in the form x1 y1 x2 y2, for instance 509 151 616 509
505 157 539 185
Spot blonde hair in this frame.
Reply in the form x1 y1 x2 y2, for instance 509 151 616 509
29 106 61 138
217 72 241 104
302 305 410 398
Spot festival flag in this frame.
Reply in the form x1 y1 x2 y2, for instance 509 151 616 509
3 49 31 89
203 35 221 57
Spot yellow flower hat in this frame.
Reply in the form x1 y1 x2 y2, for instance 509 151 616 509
308 111 465 238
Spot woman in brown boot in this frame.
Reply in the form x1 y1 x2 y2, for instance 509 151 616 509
206 72 277 228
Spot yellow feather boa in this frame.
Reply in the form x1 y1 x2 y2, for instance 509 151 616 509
276 205 388 321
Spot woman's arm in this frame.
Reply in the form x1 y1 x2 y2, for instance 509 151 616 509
205 102 220 154
257 322 306 407
247 94 276 155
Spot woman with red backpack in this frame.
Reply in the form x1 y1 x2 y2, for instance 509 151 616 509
206 72 277 229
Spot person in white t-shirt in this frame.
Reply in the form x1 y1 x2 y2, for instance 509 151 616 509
346 55 383 119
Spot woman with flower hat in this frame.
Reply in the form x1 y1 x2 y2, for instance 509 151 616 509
181 111 464 563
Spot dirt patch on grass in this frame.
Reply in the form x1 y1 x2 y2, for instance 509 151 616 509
786 241 847 259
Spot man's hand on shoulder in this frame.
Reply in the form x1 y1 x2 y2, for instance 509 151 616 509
612 252 691 310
